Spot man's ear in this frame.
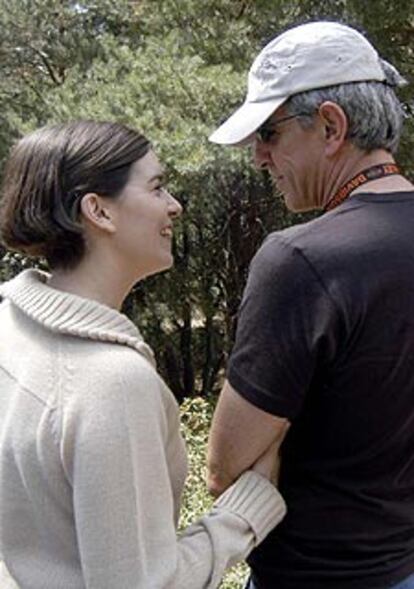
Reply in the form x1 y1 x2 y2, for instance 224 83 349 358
79 193 116 233
318 101 348 157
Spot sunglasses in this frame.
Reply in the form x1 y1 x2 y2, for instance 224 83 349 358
256 113 306 143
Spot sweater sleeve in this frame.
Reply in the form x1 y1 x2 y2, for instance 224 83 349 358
0 560 19 589
60 351 286 589
176 471 286 589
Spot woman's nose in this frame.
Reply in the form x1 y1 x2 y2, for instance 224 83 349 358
166 190 183 218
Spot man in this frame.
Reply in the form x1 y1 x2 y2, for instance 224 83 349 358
207 21 414 589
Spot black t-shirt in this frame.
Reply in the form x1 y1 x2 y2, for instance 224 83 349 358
228 192 414 589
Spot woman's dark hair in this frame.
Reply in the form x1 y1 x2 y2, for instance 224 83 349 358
0 120 151 269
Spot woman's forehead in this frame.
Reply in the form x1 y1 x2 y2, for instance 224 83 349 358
129 150 164 183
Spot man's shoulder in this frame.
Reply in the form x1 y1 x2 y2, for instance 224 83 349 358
256 213 332 263
252 204 370 280
259 196 387 259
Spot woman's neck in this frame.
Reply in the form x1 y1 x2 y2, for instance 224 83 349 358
48 255 135 311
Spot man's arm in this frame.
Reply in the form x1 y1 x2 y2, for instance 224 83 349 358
207 379 290 497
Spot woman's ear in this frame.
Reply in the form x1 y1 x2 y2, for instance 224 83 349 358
79 193 116 233
318 101 348 157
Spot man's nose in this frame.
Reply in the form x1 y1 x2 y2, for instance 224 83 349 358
253 139 272 170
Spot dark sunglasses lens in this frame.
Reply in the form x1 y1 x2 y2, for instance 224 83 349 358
258 126 271 142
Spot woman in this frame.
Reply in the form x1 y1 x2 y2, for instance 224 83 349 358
0 121 286 588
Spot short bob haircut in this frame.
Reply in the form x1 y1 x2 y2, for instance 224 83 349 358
0 120 151 269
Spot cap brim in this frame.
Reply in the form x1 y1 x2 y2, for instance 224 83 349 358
209 97 286 146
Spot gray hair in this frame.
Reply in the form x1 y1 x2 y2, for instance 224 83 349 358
286 60 406 154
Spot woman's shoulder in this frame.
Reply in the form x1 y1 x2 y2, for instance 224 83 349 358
61 338 179 416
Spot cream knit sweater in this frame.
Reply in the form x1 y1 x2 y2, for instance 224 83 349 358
0 270 286 589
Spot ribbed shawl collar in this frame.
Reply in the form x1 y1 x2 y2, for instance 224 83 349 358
0 269 155 366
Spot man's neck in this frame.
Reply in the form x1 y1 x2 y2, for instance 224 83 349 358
321 149 413 209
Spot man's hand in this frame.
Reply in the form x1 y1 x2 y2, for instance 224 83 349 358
207 380 290 497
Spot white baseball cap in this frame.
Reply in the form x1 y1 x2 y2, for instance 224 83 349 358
209 21 392 146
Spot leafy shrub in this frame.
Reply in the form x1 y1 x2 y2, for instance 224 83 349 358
179 396 249 588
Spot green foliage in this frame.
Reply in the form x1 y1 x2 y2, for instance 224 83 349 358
179 396 249 588
0 0 137 161
0 0 413 399
1 6 412 587
179 396 214 530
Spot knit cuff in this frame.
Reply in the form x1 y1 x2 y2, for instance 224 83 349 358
0 561 19 589
213 471 287 545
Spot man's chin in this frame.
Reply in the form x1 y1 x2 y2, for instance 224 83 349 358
282 195 311 213
281 190 323 213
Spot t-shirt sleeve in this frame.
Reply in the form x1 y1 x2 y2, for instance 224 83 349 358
228 234 342 420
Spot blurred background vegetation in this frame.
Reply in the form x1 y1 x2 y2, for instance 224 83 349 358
0 0 414 401
1 1 413 586
1 0 413 403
